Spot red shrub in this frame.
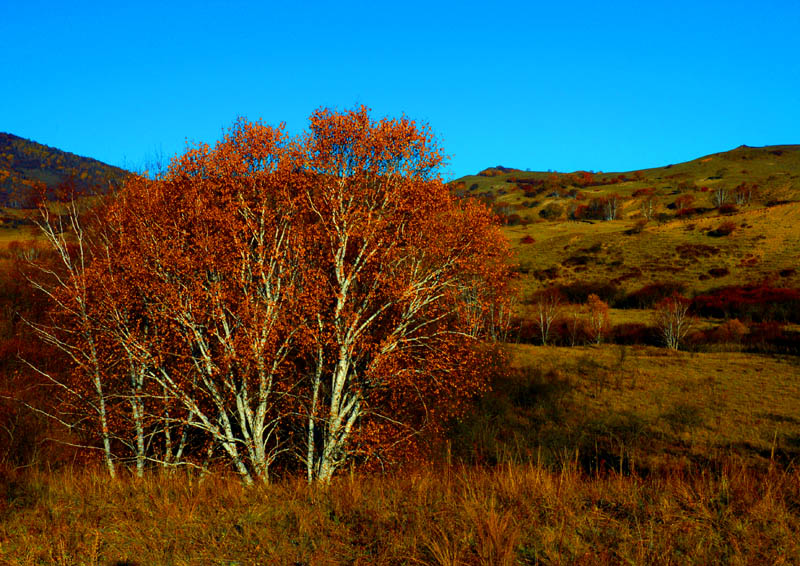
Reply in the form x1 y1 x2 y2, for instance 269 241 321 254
746 321 785 344
620 281 687 308
611 323 659 345
692 285 800 322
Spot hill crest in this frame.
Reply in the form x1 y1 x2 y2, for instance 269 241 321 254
0 133 129 208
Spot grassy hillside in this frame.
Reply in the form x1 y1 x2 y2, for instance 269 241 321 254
452 145 800 301
458 144 800 204
0 133 128 210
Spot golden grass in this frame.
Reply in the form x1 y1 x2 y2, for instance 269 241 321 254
1 461 797 565
491 345 800 473
504 200 800 300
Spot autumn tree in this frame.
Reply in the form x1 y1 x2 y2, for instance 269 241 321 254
711 186 729 208
27 204 118 478
294 108 511 481
31 107 511 483
586 293 610 344
653 293 693 350
674 194 695 210
532 287 562 345
639 194 658 220
734 182 757 205
565 303 588 346
603 194 622 221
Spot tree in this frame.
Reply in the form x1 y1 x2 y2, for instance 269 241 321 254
27 204 118 478
586 294 610 344
674 194 695 210
565 303 587 346
639 194 658 220
653 294 693 350
711 186 729 208
293 108 511 482
532 288 562 345
32 107 511 483
539 202 563 220
602 194 622 221
734 182 757 205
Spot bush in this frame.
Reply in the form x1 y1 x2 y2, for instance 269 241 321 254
610 323 660 346
504 213 523 226
562 255 592 267
708 267 730 278
718 204 738 214
708 221 737 237
534 266 560 281
559 281 625 306
539 202 564 220
675 207 698 218
620 281 687 309
745 322 786 348
713 319 747 343
625 219 648 235
520 235 535 244
675 244 719 260
692 285 800 323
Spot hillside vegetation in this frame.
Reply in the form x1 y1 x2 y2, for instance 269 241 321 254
448 146 800 363
0 133 127 210
452 144 800 296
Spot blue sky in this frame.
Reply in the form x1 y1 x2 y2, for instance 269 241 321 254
2 0 799 179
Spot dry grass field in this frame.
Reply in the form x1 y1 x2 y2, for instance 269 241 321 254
1 462 798 565
460 345 800 473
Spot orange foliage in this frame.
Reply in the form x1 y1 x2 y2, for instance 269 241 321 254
36 107 512 482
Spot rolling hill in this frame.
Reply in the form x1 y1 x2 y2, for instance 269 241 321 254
0 132 128 208
451 145 800 304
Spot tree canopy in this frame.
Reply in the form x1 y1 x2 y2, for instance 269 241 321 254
32 107 512 483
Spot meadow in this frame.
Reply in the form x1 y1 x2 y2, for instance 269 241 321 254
1 460 798 565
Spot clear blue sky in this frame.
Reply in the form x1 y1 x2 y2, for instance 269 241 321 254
3 0 799 179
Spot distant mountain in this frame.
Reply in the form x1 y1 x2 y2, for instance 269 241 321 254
0 133 129 208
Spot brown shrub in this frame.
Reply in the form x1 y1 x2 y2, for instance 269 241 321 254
708 221 737 237
713 319 748 343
